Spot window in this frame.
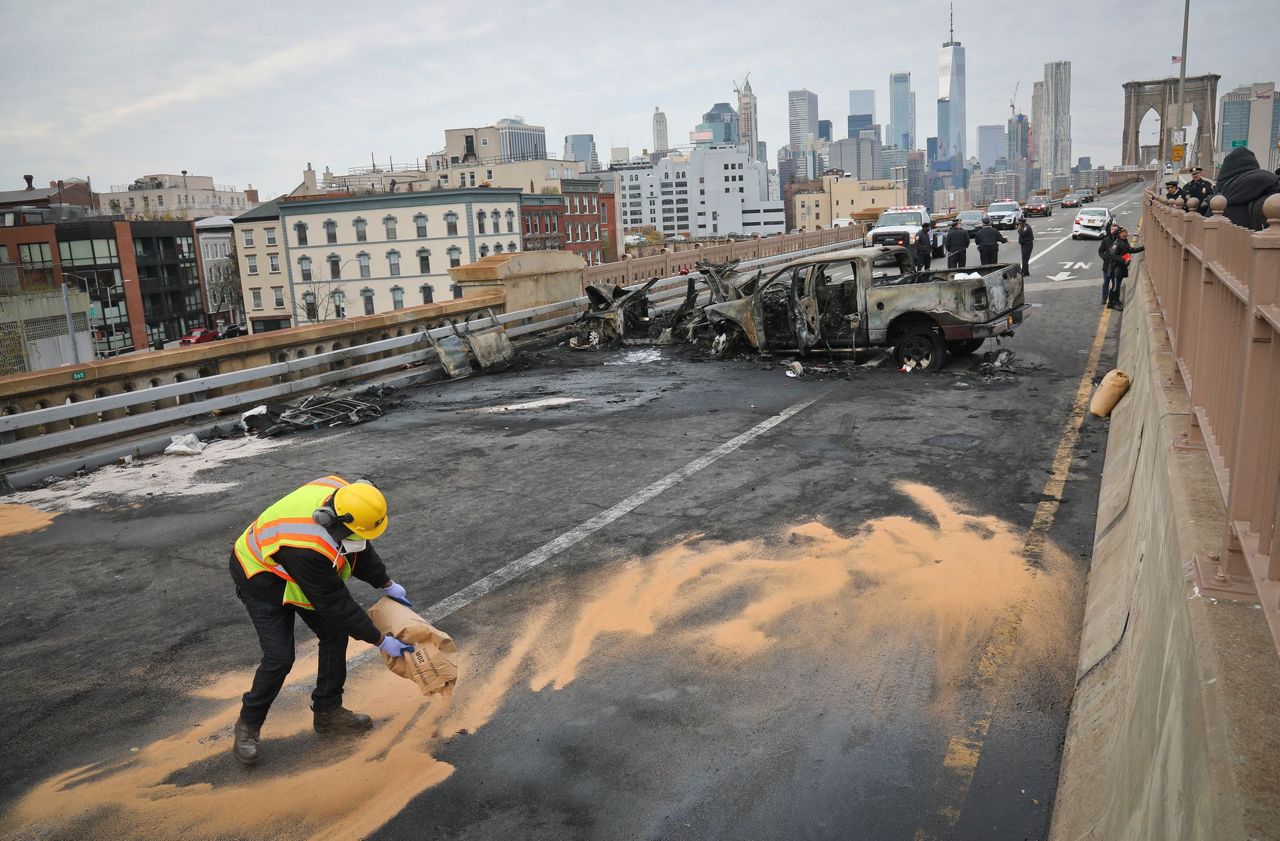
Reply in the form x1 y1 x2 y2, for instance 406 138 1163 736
476 211 486 234
492 209 501 231
445 212 458 236
448 246 461 268
268 253 280 273
18 242 52 268
494 242 503 254
524 214 532 235
479 244 489 257
593 223 599 241
358 252 371 278
246 255 258 274
324 219 337 244
601 203 608 224
415 214 428 237
384 215 397 240
299 256 312 282
331 291 346 319
421 284 434 304
390 286 404 310
242 229 254 247
303 292 317 321
417 249 431 274
551 214 559 233
328 254 341 280
508 241 517 253
506 210 515 233
272 287 284 308
451 283 464 299
387 250 401 276
264 228 277 246
362 288 375 315
294 223 308 245
250 288 263 309
354 218 367 242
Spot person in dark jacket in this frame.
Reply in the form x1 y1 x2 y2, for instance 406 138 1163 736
1163 180 1186 204
1016 219 1034 277
1107 228 1144 309
1216 146 1280 231
943 223 970 268
1098 224 1120 306
913 223 933 270
229 476 414 765
973 216 1007 266
1183 167 1214 214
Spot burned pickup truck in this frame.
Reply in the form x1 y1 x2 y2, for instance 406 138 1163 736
698 245 1027 371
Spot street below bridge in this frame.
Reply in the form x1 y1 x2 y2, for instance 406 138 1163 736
0 184 1145 841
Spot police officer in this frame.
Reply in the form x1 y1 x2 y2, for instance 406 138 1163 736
943 222 970 268
1017 219 1034 277
1164 179 1186 204
1183 167 1214 213
973 216 1007 266
913 222 933 271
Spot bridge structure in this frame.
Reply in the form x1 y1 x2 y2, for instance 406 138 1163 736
1121 74 1221 171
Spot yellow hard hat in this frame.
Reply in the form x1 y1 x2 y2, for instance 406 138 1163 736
333 482 389 540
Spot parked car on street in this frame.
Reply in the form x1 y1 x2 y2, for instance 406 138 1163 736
179 327 219 346
1024 196 1052 217
218 324 248 339
986 201 1023 229
697 245 1028 371
1071 207 1114 239
955 210 986 233
1061 193 1083 208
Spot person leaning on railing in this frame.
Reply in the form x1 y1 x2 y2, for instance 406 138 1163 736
1216 147 1280 231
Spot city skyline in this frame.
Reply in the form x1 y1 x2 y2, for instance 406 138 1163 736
0 0 1272 196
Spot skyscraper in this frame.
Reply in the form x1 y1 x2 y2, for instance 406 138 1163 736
888 72 915 150
848 90 876 123
847 114 875 139
818 120 833 142
977 125 1007 170
1043 61 1072 180
788 89 819 148
938 13 966 164
1007 113 1031 198
701 102 740 144
1031 81 1045 168
563 134 600 170
1219 83 1280 169
653 107 669 153
737 76 759 161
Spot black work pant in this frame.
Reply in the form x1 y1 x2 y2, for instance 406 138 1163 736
946 251 966 268
237 585 349 726
1021 244 1033 276
978 247 998 266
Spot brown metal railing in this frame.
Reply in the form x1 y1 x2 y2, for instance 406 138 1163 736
1143 190 1280 653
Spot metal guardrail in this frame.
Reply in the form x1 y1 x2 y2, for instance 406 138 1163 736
1143 190 1280 657
0 240 856 471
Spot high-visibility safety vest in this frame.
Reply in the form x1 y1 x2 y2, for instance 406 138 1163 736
234 475 355 608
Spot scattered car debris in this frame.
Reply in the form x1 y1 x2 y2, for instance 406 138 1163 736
569 277 660 349
976 348 1019 382
164 433 207 456
262 396 384 436
786 361 806 378
428 310 515 378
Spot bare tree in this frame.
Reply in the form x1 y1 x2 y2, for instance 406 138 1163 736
207 241 244 324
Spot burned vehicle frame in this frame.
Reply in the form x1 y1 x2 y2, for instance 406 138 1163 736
698 245 1028 371
569 277 660 349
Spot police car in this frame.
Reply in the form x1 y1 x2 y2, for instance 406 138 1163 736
864 205 944 255
986 201 1023 229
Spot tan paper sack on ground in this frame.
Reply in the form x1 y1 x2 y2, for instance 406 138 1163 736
1089 369 1132 418
368 597 459 696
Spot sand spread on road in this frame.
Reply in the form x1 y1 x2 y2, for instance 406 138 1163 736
3 481 1070 840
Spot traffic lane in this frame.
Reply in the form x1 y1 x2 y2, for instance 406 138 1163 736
372 317 1113 840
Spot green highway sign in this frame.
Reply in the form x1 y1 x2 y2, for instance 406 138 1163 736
71 371 86 381
1231 139 1247 148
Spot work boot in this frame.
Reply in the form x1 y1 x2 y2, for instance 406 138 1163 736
233 718 260 765
313 706 373 734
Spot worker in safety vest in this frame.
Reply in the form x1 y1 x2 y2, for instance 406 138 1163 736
229 475 414 765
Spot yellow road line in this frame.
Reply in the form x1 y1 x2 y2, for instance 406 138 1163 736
914 306 1113 840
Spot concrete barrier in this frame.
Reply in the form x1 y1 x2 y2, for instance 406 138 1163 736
1049 265 1280 840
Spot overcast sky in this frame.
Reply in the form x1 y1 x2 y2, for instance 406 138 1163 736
0 0 1272 197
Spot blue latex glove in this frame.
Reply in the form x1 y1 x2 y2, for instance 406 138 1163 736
378 635 415 658
382 580 412 608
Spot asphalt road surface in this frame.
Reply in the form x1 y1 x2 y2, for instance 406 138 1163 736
0 184 1146 841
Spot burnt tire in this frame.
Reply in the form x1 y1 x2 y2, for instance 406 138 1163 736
947 338 985 357
894 325 947 372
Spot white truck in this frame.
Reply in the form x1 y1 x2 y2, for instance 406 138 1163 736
863 205 944 256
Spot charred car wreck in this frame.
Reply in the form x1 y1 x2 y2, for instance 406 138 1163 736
570 246 1026 371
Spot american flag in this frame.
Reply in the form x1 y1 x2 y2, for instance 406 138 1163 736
1172 55 1182 63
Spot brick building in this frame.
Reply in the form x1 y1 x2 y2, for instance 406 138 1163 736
519 194 565 252
0 174 98 213
560 178 615 265
0 217 204 356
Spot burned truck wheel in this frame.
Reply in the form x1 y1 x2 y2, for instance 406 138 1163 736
893 324 947 372
947 338 985 357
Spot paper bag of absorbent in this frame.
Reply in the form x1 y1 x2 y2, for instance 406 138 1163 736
368 597 458 696
1089 369 1131 418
